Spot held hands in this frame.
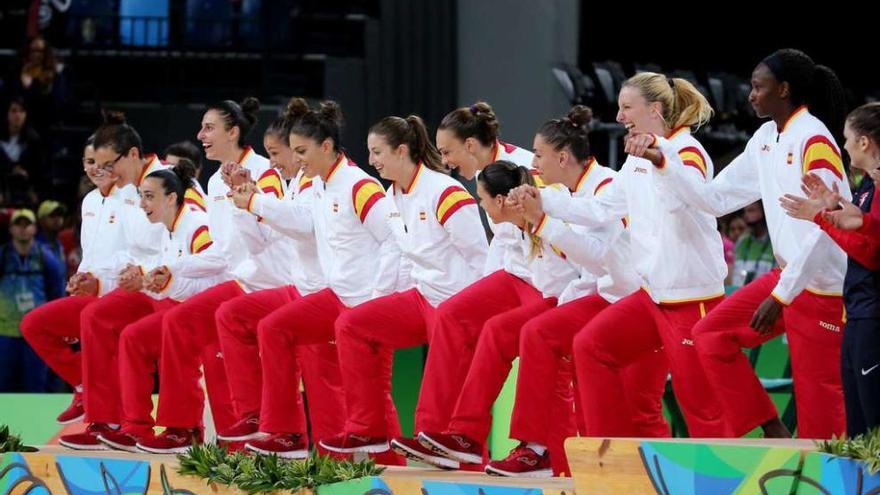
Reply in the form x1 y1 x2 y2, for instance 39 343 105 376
801 173 842 210
117 264 144 292
229 181 258 210
623 132 663 166
505 185 544 225
67 272 99 296
221 162 253 188
144 266 171 293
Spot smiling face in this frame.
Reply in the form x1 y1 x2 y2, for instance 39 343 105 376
94 145 139 186
139 176 177 225
290 132 335 179
83 144 115 191
197 109 237 161
436 128 481 179
368 132 410 183
616 85 663 135
263 133 297 178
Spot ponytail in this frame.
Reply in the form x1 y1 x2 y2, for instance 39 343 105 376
622 73 714 131
369 114 445 172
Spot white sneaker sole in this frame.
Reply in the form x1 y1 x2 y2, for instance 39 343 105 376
218 431 268 442
390 439 459 469
318 440 389 454
97 434 139 453
417 433 482 465
135 443 193 454
485 465 553 478
244 443 308 459
59 439 107 451
57 412 85 425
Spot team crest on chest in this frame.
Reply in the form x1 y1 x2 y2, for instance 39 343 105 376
332 200 339 213
419 211 427 221
108 213 116 223
786 152 793 165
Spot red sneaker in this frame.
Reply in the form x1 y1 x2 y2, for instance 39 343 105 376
136 428 202 454
98 430 152 453
56 392 85 425
417 432 483 464
319 433 389 454
59 423 114 450
390 437 458 469
245 433 308 459
217 414 265 442
485 444 552 478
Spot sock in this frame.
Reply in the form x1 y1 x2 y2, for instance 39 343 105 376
526 442 547 455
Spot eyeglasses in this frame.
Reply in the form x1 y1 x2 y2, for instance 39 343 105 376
98 153 125 174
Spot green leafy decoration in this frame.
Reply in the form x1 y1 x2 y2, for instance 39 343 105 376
177 444 385 494
816 426 880 474
0 425 37 453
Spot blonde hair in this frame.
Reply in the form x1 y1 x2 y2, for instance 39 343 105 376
623 72 714 131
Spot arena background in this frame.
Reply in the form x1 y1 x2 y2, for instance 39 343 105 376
0 0 874 458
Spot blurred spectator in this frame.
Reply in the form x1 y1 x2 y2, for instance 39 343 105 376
0 96 44 206
35 199 67 275
731 201 776 288
164 140 205 187
0 208 65 392
8 35 72 134
721 213 747 286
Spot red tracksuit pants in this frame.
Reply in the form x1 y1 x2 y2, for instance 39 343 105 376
445 297 571 470
510 294 670 464
156 281 241 431
414 270 545 435
216 285 345 443
335 288 435 437
693 269 846 438
574 289 729 437
80 289 157 424
257 288 401 442
21 295 98 387
117 299 179 435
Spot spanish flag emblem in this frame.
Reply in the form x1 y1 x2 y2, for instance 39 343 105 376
678 146 708 179
190 225 213 254
257 169 285 199
436 186 476 226
802 135 844 180
184 188 207 212
352 179 385 223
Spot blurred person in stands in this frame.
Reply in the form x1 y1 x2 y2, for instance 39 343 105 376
36 199 68 275
731 201 776 288
9 35 71 134
0 96 42 206
720 212 747 285
0 208 65 391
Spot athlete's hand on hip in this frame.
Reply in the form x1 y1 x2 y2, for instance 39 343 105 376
750 296 783 335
